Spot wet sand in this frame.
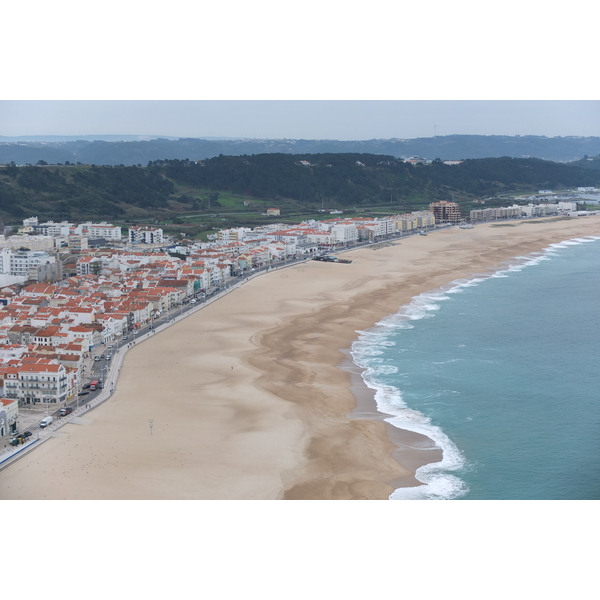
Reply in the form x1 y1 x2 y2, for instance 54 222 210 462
1 216 598 499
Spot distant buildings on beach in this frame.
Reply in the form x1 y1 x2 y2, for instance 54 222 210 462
0 209 438 439
470 201 586 222
0 190 596 442
429 201 462 224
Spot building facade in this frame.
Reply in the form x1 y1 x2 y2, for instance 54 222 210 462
1 248 62 283
430 201 462 224
129 226 164 245
4 361 69 406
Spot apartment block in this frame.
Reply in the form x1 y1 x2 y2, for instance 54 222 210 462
429 201 462 224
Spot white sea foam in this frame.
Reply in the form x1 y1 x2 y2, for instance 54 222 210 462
445 276 489 292
351 342 470 500
390 472 469 500
573 236 599 243
368 364 399 376
355 348 384 357
549 238 589 250
386 411 469 500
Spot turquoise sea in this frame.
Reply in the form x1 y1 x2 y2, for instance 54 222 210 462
350 234 600 500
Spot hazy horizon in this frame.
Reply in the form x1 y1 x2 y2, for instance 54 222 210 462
1 101 599 141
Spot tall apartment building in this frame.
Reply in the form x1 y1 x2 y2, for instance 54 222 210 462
0 248 62 283
129 226 164 244
331 223 359 243
429 201 462 224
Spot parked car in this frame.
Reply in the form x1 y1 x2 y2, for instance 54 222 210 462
123 336 128 340
94 356 100 362
78 391 89 396
83 383 91 389
100 354 105 359
59 407 73 416
22 431 32 438
40 416 53 428
105 354 111 360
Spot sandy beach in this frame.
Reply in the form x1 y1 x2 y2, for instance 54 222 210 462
1 216 598 500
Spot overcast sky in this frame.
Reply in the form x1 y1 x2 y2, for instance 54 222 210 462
1 100 599 140
2 3 598 140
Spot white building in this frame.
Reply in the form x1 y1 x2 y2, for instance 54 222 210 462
470 206 523 222
0 397 19 437
76 256 103 276
558 202 578 213
304 231 336 246
0 248 62 283
129 226 164 244
355 218 396 238
3 361 69 406
77 222 122 240
22 217 39 228
0 234 56 252
511 204 560 218
36 221 73 237
331 222 359 244
218 228 251 243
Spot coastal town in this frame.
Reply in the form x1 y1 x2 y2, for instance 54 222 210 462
0 190 596 461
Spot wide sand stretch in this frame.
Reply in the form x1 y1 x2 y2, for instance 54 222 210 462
1 216 598 500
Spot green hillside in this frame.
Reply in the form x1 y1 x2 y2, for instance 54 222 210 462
1 154 599 231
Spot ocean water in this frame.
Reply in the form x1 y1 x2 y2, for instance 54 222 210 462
351 234 600 500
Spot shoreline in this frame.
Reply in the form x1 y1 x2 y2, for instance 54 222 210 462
1 216 599 500
341 352 443 492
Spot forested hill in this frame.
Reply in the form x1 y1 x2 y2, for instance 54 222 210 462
156 154 600 203
1 154 600 224
2 135 600 166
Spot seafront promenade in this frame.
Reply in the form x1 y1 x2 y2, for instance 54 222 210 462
0 257 301 471
0 228 429 468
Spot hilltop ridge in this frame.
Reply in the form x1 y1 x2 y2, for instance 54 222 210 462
2 135 600 166
1 154 600 226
